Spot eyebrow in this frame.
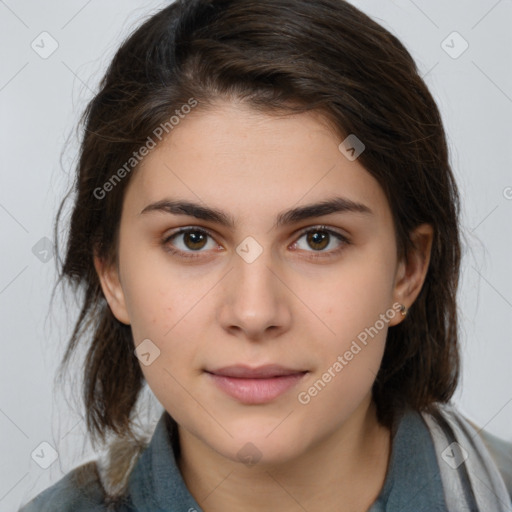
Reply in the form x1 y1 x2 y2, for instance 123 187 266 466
139 196 373 229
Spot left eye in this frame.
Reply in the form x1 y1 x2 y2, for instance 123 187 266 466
293 227 348 253
162 226 349 259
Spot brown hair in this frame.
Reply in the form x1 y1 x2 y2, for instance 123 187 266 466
55 0 461 448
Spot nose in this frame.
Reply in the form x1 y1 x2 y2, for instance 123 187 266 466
216 245 292 341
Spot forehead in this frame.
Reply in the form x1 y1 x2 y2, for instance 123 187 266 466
122 102 390 223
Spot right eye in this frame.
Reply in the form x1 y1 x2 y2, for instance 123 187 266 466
162 227 219 259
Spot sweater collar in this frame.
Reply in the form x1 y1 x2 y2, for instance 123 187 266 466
127 408 446 511
128 412 202 512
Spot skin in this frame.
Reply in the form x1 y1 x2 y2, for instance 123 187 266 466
95 101 433 512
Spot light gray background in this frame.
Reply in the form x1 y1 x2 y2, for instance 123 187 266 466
1 1 511 510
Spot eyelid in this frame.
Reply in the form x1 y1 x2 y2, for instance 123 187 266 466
162 226 219 259
294 224 349 241
163 226 218 244
162 224 350 259
290 224 351 258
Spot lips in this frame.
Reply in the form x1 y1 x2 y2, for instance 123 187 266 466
205 364 308 404
207 364 306 379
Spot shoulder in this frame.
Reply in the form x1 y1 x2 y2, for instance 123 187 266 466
467 415 512 500
19 433 150 512
18 461 107 512
421 403 512 508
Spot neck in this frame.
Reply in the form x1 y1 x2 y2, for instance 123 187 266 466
177 397 392 512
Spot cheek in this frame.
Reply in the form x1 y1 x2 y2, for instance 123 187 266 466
295 250 396 411
119 255 202 373
118 239 180 338
296 281 391 427
306 253 396 337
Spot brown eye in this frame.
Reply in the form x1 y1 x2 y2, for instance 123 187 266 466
162 227 217 258
292 226 350 258
306 230 330 251
182 231 208 250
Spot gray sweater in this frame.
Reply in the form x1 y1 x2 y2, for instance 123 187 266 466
19 406 512 511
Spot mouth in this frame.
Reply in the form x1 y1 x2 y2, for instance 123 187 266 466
205 364 309 404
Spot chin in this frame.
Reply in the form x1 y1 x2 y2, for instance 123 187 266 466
210 423 309 468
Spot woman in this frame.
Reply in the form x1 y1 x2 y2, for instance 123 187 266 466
19 0 512 510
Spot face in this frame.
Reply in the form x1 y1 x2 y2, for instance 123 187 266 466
96 101 431 466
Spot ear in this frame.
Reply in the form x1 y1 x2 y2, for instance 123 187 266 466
93 252 131 325
389 223 434 327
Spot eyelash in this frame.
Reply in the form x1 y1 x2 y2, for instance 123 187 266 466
162 225 351 261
